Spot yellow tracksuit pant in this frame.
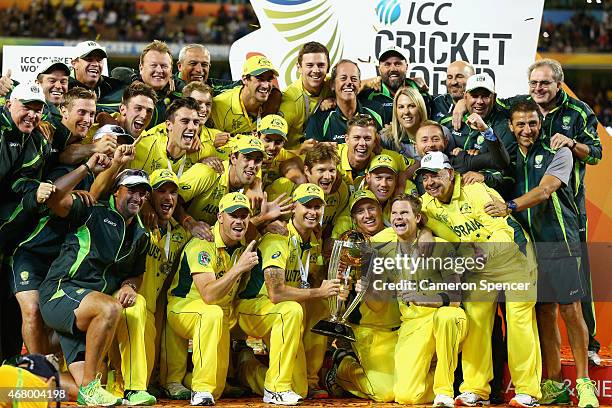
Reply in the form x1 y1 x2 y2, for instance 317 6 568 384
336 324 397 402
236 297 307 396
302 297 329 390
394 306 468 404
167 297 230 399
114 294 148 391
159 318 189 385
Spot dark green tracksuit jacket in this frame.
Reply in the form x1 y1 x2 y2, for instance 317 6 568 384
359 78 432 123
38 195 150 303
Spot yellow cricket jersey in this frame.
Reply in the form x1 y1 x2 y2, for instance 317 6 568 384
265 177 350 232
140 219 190 314
0 365 49 408
168 223 246 312
279 77 333 149
337 144 414 191
239 221 323 299
129 122 216 176
178 160 235 225
210 86 259 135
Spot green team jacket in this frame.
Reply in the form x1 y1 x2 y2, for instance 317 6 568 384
360 78 432 122
498 89 602 228
38 195 150 303
510 141 580 258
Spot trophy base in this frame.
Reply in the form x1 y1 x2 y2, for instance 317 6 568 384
311 319 356 342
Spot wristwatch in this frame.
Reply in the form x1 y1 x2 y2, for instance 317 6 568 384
122 282 137 291
505 200 517 213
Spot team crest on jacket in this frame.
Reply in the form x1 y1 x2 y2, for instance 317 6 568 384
562 116 571 130
535 155 543 169
198 251 211 266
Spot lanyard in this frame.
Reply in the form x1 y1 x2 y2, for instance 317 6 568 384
291 236 310 286
303 92 323 126
167 155 186 178
161 222 172 262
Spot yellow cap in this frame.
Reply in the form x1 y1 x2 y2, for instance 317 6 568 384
367 154 399 173
232 135 265 155
150 169 179 190
242 55 279 77
349 189 378 212
292 183 326 205
258 114 288 139
218 192 252 214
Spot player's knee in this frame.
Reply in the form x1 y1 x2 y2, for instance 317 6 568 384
280 301 303 322
100 298 123 323
19 299 42 322
204 304 225 323
434 306 465 326
559 302 582 324
123 294 147 320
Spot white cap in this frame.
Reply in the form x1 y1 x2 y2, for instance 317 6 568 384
74 41 107 59
379 45 408 63
93 124 133 143
36 59 71 77
466 73 495 94
10 82 46 105
114 169 152 192
415 151 453 176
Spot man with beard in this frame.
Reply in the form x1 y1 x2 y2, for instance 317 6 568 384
306 60 385 144
130 97 216 177
178 135 265 228
38 158 151 406
279 41 334 149
69 41 126 106
431 61 476 122
236 184 342 405
413 120 510 192
167 192 257 406
59 82 157 165
211 55 278 135
360 46 430 122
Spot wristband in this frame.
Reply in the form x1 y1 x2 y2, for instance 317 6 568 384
122 282 137 291
438 292 450 307
481 127 497 142
82 162 91 172
570 139 577 150
506 200 517 213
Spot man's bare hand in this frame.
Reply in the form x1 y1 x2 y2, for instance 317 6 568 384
234 240 259 274
461 171 485 185
36 182 56 203
319 97 336 112
318 279 342 298
116 284 137 308
185 218 214 241
93 134 118 156
466 113 487 132
201 156 224 173
550 133 574 150
263 220 288 236
38 121 54 142
214 132 230 148
452 99 467 130
260 192 293 223
0 69 13 96
87 153 112 174
73 190 97 207
113 144 135 165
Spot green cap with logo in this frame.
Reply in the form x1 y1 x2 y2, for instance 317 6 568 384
219 192 252 214
232 135 265 155
367 154 399 174
242 55 279 77
150 169 179 190
258 114 288 139
349 189 378 212
292 183 326 205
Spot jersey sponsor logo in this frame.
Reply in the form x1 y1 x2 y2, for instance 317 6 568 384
103 218 117 227
271 251 281 259
9 142 19 148
181 184 191 190
535 154 544 169
198 251 211 266
452 219 485 237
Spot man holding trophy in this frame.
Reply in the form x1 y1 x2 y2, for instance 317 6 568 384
236 183 343 405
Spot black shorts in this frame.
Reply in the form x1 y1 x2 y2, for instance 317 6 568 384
537 257 584 304
10 250 52 294
39 284 92 364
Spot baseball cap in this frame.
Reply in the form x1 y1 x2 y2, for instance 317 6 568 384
379 45 408 63
219 192 252 214
258 114 288 139
74 40 108 59
113 169 152 192
93 124 134 144
10 82 46 105
150 169 179 190
466 73 495 94
415 151 453 176
367 154 399 174
36 59 70 77
232 135 265 155
242 55 279 77
349 189 378 212
292 183 326 205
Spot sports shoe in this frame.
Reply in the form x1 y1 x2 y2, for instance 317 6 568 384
588 351 602 366
433 393 455 407
263 388 303 405
307 387 329 399
325 348 354 397
455 392 490 406
191 390 215 406
124 390 156 406
540 379 571 405
510 393 539 407
163 382 191 400
77 374 123 406
576 378 599 408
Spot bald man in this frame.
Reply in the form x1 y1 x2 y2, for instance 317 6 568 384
431 61 475 122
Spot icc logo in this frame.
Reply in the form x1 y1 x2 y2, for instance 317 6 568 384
376 0 402 25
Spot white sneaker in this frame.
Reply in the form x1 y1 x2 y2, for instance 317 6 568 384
263 388 303 405
588 350 602 366
455 392 490 406
190 391 215 406
510 393 540 408
433 394 455 407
